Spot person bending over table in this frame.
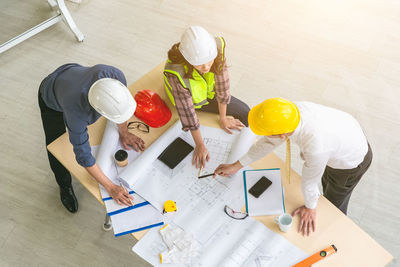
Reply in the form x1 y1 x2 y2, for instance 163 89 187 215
38 63 144 213
164 26 250 169
214 98 372 236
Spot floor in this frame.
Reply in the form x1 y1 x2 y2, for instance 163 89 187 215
0 0 399 266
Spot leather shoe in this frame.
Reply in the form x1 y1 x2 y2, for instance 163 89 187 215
60 186 78 213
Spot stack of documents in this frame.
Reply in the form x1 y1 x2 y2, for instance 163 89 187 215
100 188 164 236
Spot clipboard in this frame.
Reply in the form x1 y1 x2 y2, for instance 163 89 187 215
243 168 286 216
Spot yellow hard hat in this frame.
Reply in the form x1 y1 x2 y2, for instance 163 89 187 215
248 98 300 136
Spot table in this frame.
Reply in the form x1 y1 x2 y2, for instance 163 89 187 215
48 62 393 266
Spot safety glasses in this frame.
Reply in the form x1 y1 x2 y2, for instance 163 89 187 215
224 205 248 220
127 121 150 133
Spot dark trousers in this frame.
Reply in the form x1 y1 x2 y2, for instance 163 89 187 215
200 96 250 126
38 91 72 188
322 143 373 214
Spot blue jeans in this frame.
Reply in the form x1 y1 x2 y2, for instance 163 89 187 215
200 96 250 126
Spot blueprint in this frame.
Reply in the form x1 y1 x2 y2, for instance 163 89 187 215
95 121 307 265
124 121 307 266
133 216 308 267
119 121 256 215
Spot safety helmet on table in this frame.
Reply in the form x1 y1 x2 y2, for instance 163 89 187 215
88 78 136 124
134 90 172 128
248 97 300 136
179 26 217 66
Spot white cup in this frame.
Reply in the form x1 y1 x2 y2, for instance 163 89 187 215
274 213 293 233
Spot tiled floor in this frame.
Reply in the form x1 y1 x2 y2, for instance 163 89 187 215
0 0 398 266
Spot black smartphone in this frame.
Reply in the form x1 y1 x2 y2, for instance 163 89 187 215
248 176 272 198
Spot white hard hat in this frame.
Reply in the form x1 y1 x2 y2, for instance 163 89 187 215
88 78 136 124
179 26 217 66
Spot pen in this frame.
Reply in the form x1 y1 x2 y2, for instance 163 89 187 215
198 173 215 179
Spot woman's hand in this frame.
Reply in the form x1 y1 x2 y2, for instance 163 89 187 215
219 117 245 134
193 143 210 169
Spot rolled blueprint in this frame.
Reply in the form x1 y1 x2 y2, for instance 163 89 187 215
96 120 119 176
226 127 256 164
120 120 182 188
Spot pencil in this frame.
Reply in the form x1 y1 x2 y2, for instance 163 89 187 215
198 165 203 177
120 181 134 206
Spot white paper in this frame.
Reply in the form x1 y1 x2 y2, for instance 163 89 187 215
226 127 256 164
122 124 254 213
129 125 306 266
93 142 140 200
96 120 120 176
244 169 285 216
109 202 164 237
104 192 146 214
120 120 183 188
92 124 164 237
133 216 308 267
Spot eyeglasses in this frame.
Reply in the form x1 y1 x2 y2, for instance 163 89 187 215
224 205 248 220
127 121 150 133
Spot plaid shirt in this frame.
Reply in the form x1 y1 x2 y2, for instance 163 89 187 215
166 62 231 131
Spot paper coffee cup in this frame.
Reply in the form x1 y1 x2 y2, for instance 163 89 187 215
114 149 128 167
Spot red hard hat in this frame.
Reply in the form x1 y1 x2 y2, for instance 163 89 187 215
134 90 172 128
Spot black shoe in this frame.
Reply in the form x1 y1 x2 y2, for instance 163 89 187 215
60 186 78 213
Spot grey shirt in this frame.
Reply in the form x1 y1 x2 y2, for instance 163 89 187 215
39 63 127 167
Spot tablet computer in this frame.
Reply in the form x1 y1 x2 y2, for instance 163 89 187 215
157 137 194 169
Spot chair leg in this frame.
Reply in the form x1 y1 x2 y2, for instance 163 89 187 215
102 214 113 231
56 0 84 42
47 0 57 9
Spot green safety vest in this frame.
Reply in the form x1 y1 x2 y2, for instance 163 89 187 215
164 36 226 109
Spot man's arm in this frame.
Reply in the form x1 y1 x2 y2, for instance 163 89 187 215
239 136 284 166
292 152 329 236
86 163 133 206
214 137 283 176
64 114 134 206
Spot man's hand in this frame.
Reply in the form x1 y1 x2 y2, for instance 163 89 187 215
193 143 210 169
213 160 243 177
219 117 245 134
292 205 316 236
119 132 145 152
109 184 134 206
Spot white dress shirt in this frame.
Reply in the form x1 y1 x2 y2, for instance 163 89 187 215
239 101 368 209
